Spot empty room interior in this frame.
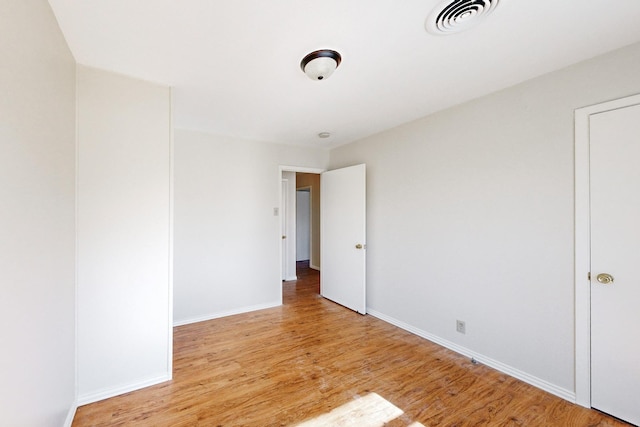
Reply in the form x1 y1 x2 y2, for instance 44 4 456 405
3 0 640 426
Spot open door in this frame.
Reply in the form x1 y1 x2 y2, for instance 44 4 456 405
589 103 640 426
321 164 366 314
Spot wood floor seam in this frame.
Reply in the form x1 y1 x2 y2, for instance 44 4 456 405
72 262 629 426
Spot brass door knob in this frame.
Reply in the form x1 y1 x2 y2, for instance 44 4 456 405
282 235 286 239
355 244 363 249
596 273 614 284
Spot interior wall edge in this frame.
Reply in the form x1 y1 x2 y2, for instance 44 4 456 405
76 373 171 407
64 403 78 427
367 309 576 403
173 301 282 327
76 65 172 398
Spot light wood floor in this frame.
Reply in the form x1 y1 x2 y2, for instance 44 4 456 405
73 262 629 426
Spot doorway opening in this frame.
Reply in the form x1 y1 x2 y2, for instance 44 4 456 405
280 164 367 314
280 166 324 301
296 173 321 272
296 188 311 265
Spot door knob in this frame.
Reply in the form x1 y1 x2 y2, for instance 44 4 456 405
355 244 363 249
596 273 614 285
282 235 286 239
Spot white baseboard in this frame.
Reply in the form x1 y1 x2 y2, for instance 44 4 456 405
77 373 171 406
367 309 576 403
64 401 77 427
173 301 282 327
283 276 298 282
310 264 320 271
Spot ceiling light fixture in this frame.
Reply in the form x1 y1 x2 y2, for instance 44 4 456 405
300 50 342 81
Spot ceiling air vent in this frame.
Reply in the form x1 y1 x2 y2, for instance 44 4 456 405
426 0 502 35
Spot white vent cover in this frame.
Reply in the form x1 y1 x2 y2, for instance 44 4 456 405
426 0 502 35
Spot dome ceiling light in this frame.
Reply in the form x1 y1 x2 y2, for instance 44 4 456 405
300 49 342 81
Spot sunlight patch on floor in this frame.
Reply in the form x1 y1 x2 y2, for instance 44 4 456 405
294 392 425 426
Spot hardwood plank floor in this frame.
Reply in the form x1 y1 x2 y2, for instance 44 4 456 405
73 262 629 426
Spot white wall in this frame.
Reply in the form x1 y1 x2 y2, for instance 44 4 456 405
0 1 76 425
329 42 640 398
173 130 328 325
77 66 172 403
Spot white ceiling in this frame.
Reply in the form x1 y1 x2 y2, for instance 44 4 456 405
48 0 640 148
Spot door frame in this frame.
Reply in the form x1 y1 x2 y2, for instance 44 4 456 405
279 166 325 301
574 93 640 408
281 178 290 281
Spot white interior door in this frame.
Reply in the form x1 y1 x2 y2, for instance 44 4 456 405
590 103 640 426
321 164 366 314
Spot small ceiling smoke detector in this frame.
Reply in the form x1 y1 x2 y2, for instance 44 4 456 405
318 132 331 139
300 50 342 81
426 0 502 35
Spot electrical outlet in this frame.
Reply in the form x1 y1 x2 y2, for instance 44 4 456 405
456 320 466 334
